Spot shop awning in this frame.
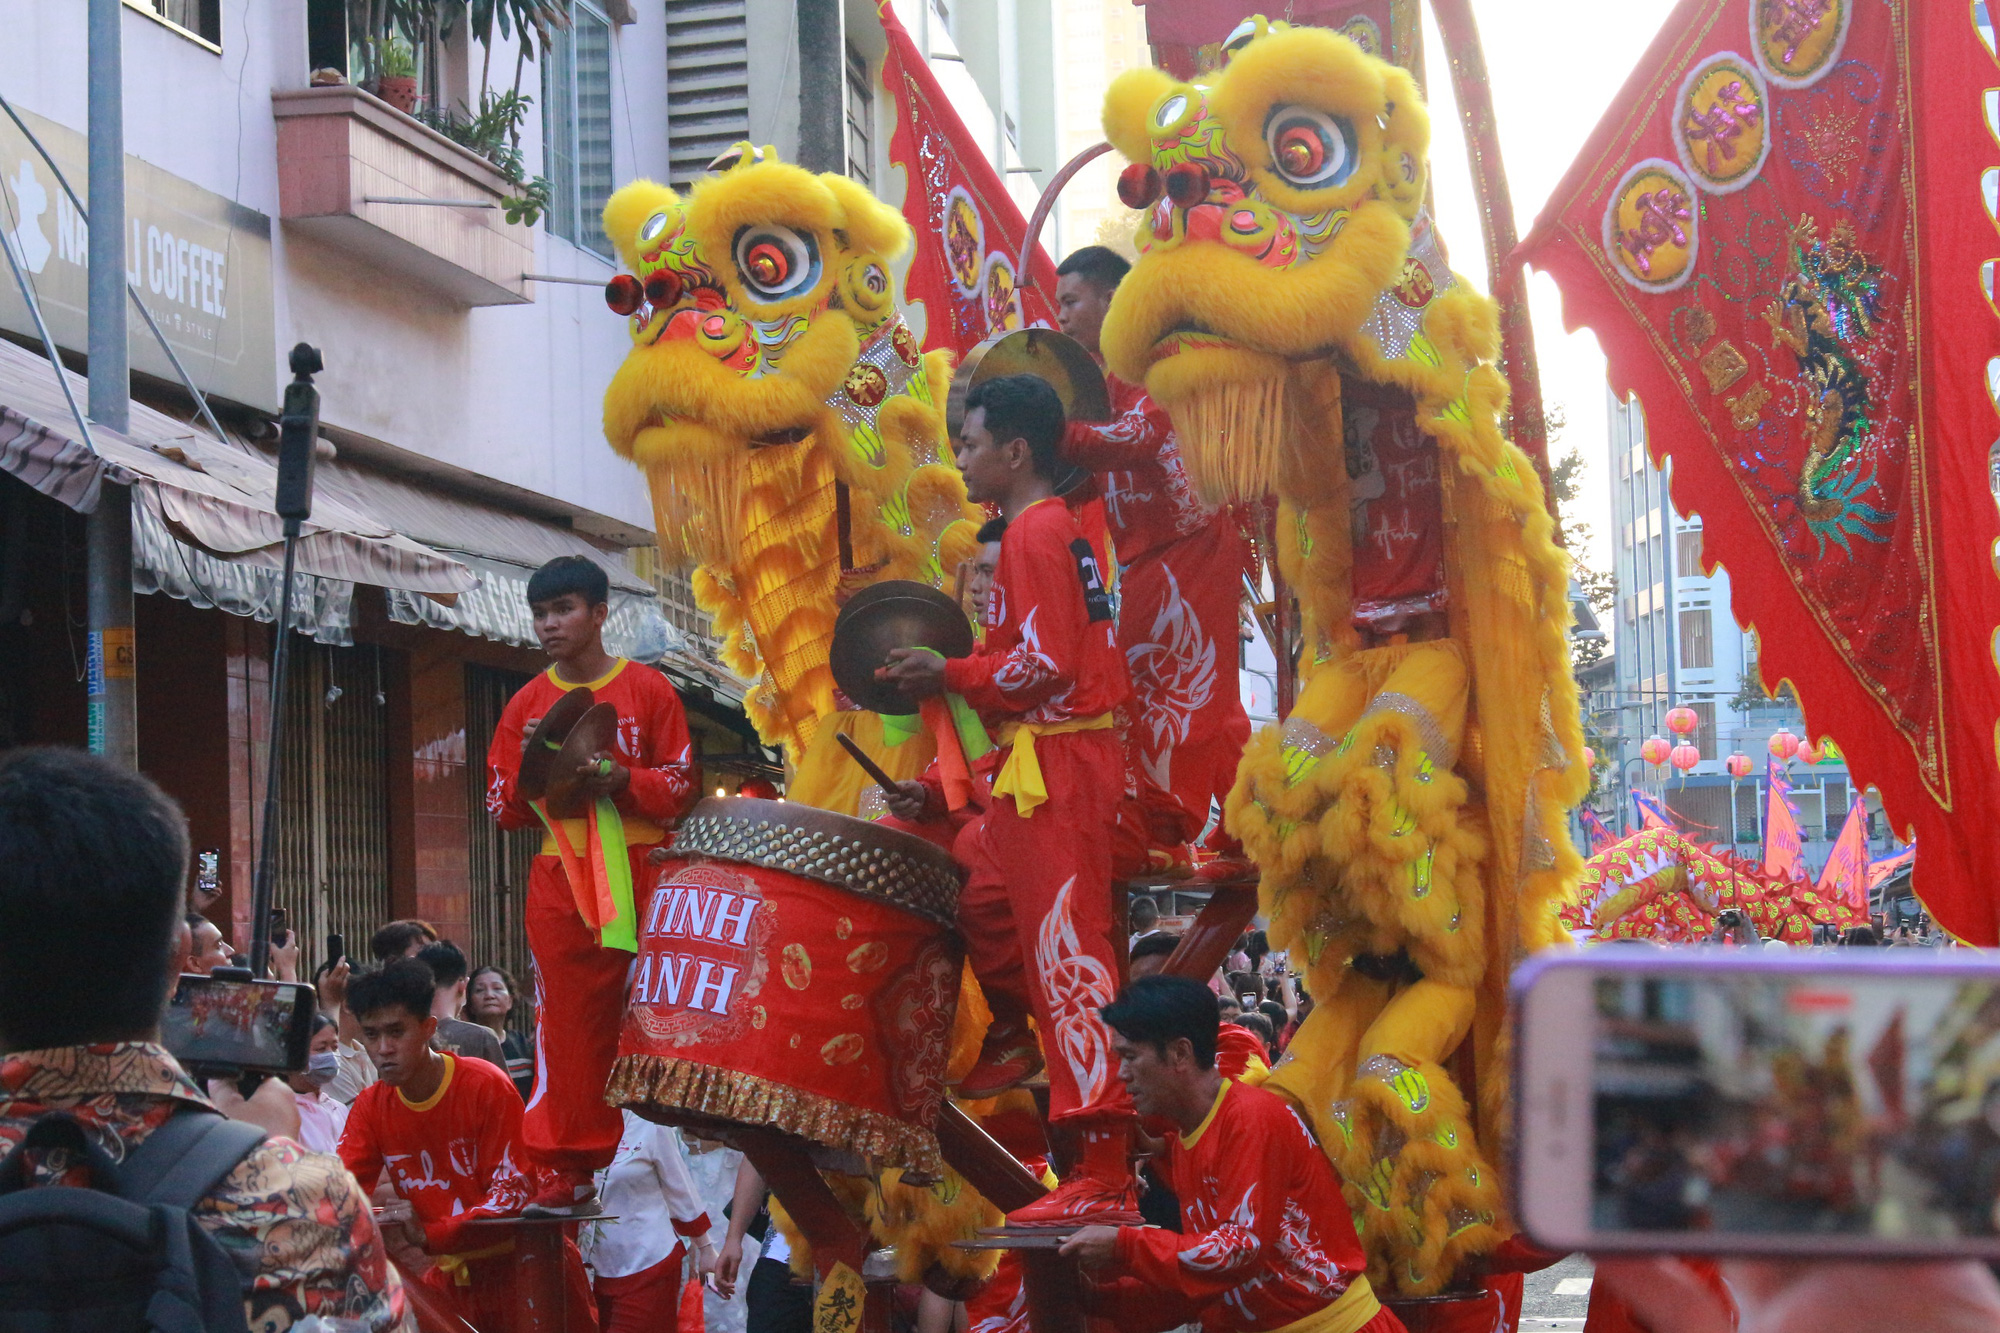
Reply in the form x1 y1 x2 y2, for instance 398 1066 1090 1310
0 336 476 599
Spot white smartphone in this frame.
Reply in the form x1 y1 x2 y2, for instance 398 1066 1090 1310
1513 947 2000 1258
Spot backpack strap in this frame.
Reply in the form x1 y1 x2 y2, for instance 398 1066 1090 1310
119 1109 267 1210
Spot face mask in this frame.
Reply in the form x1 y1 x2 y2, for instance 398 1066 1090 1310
305 1050 340 1087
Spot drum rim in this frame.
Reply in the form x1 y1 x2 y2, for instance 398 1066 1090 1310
664 796 964 928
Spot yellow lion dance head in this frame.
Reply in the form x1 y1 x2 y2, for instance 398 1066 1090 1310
600 146 975 758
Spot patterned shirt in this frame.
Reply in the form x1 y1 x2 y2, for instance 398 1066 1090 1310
0 1042 412 1333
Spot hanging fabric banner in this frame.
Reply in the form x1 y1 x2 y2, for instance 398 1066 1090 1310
1763 758 1804 885
1868 842 1915 892
1517 0 2000 943
877 0 1058 357
1632 789 1674 831
1580 806 1617 854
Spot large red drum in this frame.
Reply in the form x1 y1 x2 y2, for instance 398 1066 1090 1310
607 797 964 1176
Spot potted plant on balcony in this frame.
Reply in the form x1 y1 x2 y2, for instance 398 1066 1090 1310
374 34 419 114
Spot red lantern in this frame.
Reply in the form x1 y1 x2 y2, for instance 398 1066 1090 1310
1665 706 1699 737
1725 753 1754 779
1670 743 1700 773
1768 730 1800 761
1641 735 1672 766
1582 746 1597 768
1795 738 1821 765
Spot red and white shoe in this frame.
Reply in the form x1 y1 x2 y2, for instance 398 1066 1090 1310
1004 1171 1144 1228
523 1169 602 1217
952 1021 1043 1100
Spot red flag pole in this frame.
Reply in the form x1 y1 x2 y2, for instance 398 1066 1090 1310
1427 0 1556 523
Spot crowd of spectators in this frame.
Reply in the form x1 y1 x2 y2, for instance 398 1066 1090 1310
1129 901 1311 1069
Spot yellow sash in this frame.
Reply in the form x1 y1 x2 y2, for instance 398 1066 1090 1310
990 713 1115 818
539 817 664 857
432 1239 515 1286
1273 1277 1382 1333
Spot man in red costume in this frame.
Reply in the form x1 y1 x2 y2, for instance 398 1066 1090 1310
1056 246 1253 841
485 555 696 1213
880 374 1138 1226
340 959 596 1330
1062 975 1404 1333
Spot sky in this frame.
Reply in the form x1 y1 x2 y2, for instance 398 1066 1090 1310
1416 0 1685 574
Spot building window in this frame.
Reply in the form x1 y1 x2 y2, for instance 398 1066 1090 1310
127 0 221 48
1733 780 1759 843
1691 701 1716 759
1825 778 1850 830
1680 608 1713 669
543 0 615 258
664 0 750 189
846 45 875 187
1676 529 1704 579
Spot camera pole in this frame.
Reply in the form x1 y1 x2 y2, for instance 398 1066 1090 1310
248 344 324 979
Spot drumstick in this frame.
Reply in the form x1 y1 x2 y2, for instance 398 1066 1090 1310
836 731 903 792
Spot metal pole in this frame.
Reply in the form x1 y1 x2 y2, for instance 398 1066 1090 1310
87 0 135 766
795 0 846 174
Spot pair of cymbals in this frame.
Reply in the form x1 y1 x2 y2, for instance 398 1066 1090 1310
518 686 620 818
830 581 975 715
947 328 1110 497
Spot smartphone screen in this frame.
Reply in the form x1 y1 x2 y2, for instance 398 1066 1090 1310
162 975 317 1074
1515 951 2000 1258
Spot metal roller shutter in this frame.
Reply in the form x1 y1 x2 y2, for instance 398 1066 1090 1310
464 664 539 1038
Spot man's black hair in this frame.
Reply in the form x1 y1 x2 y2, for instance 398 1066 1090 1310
0 748 189 1050
964 374 1066 481
417 939 469 988
1056 245 1131 291
1236 1010 1275 1044
526 554 610 609
348 959 437 1023
1100 974 1219 1071
1130 930 1182 963
184 911 208 930
975 516 1008 545
370 918 438 962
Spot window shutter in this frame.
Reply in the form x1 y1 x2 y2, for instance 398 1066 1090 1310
665 0 751 190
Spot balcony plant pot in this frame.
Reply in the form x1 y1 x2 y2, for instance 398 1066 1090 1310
377 76 418 114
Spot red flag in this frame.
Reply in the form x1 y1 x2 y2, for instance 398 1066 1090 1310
1763 758 1803 884
1516 0 2000 943
1817 797 1871 924
877 0 1057 356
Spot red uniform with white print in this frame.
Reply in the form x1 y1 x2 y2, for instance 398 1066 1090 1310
1064 376 1252 829
1096 1080 1398 1333
942 497 1133 1124
486 658 695 1174
1342 378 1446 633
339 1054 596 1330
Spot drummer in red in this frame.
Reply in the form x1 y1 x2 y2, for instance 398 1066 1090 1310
339 960 597 1330
1062 976 1404 1333
485 555 696 1213
1054 247 1253 849
879 374 1139 1227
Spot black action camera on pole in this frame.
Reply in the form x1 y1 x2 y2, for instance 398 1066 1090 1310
248 344 322 979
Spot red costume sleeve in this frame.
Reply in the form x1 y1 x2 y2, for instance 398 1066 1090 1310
1061 397 1174 471
1111 1090 1285 1301
944 510 1099 718
484 686 540 833
421 1067 533 1254
336 1089 385 1192
617 674 695 826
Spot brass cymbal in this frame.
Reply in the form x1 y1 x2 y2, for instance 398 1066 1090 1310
518 686 596 802
947 327 1111 497
830 581 976 715
546 702 621 819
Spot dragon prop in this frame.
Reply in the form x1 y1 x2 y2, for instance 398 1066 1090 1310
601 146 981 804
1099 19 1586 1295
1561 826 1852 944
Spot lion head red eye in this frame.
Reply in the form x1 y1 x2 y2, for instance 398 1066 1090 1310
644 271 684 307
1263 105 1357 189
604 273 643 316
733 225 820 300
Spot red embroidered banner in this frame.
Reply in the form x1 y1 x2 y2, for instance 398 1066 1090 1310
877 0 1057 357
1518 0 2000 943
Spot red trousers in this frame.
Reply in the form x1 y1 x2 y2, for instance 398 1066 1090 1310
426 1239 598 1333
524 849 648 1174
1119 522 1252 828
594 1246 685 1333
957 729 1133 1124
